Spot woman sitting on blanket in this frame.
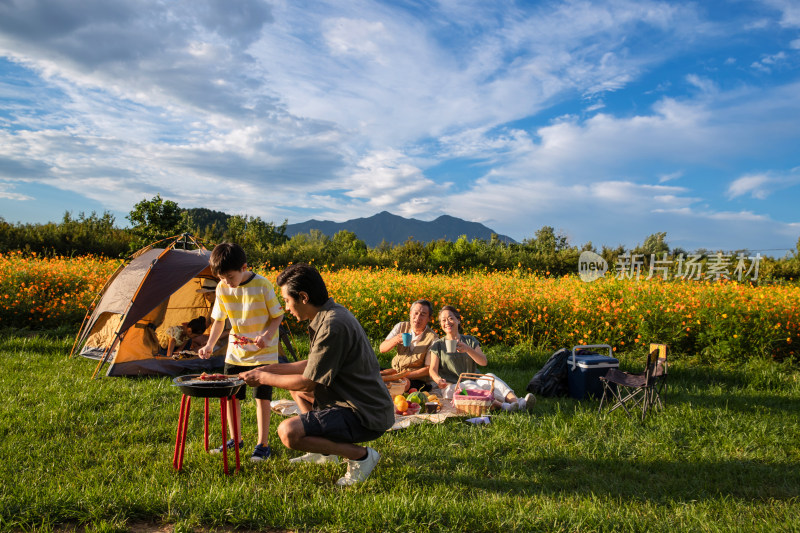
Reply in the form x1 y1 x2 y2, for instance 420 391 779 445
428 305 535 412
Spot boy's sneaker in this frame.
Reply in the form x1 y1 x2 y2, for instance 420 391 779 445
523 393 536 411
210 438 243 454
289 452 339 464
335 447 380 486
250 443 271 462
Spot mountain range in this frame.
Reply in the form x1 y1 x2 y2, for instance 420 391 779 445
285 211 516 247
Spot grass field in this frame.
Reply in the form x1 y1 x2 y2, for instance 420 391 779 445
2 330 799 533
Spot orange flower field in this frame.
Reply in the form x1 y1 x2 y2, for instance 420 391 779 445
0 252 121 329
2 253 799 361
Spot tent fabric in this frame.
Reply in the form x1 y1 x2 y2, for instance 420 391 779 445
117 248 213 334
82 313 123 356
76 242 226 377
73 250 162 352
90 248 163 318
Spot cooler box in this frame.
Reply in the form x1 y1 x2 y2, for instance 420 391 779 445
567 344 618 400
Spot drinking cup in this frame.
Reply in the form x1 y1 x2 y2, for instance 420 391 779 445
402 332 412 347
445 339 458 353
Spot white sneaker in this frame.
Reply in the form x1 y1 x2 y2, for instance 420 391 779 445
336 447 380 486
289 452 339 464
523 393 536 411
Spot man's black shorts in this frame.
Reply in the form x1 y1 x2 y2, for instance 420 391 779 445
224 362 273 401
300 406 384 444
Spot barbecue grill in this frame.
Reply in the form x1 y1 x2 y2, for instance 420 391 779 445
172 373 244 474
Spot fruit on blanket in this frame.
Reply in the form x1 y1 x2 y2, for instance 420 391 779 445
394 395 409 413
397 401 420 416
405 391 425 405
424 392 441 404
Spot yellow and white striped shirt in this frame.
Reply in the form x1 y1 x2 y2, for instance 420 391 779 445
211 274 284 366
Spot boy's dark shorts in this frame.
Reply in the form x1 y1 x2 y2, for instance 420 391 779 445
224 362 273 401
300 406 384 444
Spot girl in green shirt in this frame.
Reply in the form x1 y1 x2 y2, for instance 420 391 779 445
429 305 535 411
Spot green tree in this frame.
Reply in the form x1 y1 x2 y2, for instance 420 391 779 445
392 237 429 271
330 230 368 265
225 215 288 267
635 232 669 256
525 226 569 255
127 194 184 246
0 211 132 257
601 244 626 269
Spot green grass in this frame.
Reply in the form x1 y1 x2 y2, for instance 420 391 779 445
1 331 799 533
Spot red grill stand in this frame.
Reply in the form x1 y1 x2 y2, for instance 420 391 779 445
173 393 241 474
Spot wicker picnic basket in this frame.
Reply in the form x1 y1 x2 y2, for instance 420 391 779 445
452 373 495 415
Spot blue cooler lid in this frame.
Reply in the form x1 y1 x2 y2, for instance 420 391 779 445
569 344 617 370
568 354 619 368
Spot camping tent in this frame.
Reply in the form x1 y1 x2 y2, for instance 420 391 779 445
74 237 227 377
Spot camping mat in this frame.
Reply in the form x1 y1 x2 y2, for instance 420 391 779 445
270 397 468 432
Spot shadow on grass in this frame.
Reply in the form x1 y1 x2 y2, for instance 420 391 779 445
666 390 800 414
412 454 800 502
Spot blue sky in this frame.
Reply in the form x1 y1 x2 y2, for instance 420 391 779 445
1 0 799 254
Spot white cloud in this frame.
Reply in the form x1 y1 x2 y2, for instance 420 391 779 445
726 169 800 200
686 74 717 94
658 171 683 183
341 149 449 217
323 18 391 64
761 0 800 28
727 174 772 199
0 182 32 201
751 51 788 73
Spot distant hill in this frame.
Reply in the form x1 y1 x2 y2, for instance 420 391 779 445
285 211 516 247
182 207 230 231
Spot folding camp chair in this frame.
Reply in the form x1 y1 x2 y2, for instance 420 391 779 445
598 343 667 420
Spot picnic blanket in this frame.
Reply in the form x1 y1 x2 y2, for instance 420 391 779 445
270 396 468 431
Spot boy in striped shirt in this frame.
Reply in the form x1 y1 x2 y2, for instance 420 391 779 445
198 242 284 462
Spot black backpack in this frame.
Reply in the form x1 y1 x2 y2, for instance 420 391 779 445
526 348 570 397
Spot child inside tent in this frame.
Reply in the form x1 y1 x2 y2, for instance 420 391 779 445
164 316 210 359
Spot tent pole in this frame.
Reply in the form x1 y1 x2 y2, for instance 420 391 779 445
69 309 93 359
91 339 117 379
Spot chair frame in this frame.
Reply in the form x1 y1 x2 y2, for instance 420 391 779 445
598 343 667 420
279 323 297 361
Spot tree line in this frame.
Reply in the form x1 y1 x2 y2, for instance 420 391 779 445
2 195 799 280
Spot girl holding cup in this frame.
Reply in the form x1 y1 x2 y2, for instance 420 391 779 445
429 305 534 411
